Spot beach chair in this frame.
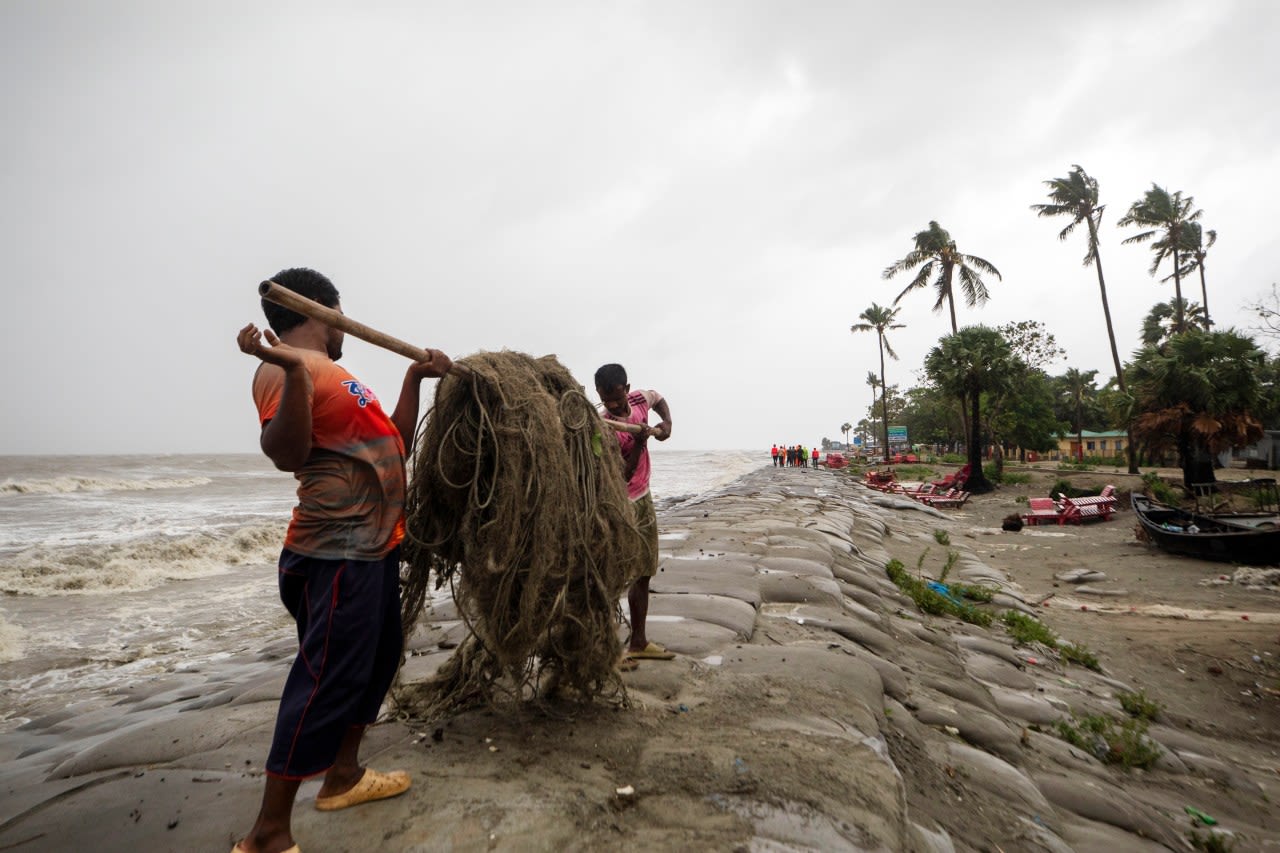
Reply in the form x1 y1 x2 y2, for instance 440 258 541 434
1058 494 1114 523
918 489 970 508
931 463 971 491
893 482 937 497
864 469 897 491
1063 486 1117 519
1021 497 1062 526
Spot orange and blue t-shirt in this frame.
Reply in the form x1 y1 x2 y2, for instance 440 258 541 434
253 351 406 560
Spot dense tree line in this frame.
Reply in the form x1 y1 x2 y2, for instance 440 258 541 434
848 166 1280 493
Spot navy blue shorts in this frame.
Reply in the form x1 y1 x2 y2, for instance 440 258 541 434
265 547 403 779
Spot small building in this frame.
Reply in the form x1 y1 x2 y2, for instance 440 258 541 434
1231 429 1280 469
1053 430 1130 461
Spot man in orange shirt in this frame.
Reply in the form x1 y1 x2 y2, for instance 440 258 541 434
232 267 451 853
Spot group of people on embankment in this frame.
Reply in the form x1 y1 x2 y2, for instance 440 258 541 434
771 444 820 468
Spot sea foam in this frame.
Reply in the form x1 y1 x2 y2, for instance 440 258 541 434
0 613 25 663
0 475 213 495
0 521 286 595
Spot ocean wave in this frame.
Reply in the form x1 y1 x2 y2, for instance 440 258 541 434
0 522 286 596
0 613 25 663
0 475 214 495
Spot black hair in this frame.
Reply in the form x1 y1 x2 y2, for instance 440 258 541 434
594 363 628 390
261 267 340 334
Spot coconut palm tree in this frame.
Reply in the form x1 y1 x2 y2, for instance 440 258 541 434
852 303 903 462
883 221 1002 334
1032 165 1138 474
1118 184 1202 331
1174 221 1217 330
840 421 852 451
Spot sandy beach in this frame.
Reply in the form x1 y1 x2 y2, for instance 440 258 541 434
1 462 1277 851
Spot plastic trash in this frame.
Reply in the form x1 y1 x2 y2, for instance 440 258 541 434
1184 806 1217 826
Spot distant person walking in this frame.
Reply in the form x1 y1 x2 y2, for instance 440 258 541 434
812 447 820 468
771 444 780 467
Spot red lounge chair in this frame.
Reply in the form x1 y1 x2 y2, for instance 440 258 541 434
864 469 897 491
1058 494 1114 523
1021 497 1062 526
931 463 971 491
917 489 970 508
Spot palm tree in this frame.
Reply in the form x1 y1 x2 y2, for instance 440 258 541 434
1061 367 1099 461
1129 329 1266 487
1118 184 1202 331
1141 298 1207 345
1032 165 1138 474
883 221 1002 334
1175 221 1217 330
924 326 1020 494
840 421 852 451
852 303 903 463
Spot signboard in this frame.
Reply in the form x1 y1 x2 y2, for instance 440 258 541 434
887 426 908 443
853 436 862 446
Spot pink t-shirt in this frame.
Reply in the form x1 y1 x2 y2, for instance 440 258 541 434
610 389 663 501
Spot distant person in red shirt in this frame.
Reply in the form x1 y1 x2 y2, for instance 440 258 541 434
812 447 820 468
233 267 452 853
771 444 779 467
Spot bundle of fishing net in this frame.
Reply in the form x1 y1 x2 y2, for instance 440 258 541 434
395 350 644 721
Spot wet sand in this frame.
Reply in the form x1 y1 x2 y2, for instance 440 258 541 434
1 464 1276 851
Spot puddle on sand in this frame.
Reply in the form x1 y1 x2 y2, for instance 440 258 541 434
708 794 885 852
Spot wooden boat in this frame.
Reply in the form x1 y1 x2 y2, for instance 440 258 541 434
1131 493 1280 565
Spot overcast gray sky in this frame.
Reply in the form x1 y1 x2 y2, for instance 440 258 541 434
3 1 1277 455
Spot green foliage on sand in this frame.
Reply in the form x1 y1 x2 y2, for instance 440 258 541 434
1055 713 1162 768
1118 689 1163 722
1001 612 1101 671
885 559 993 627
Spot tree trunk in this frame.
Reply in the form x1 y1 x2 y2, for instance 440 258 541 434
1178 430 1216 490
966 389 992 493
1198 259 1211 330
1172 248 1185 329
878 336 890 463
1086 216 1138 475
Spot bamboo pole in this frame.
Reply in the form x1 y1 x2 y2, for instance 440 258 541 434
257 281 646 435
258 280 472 377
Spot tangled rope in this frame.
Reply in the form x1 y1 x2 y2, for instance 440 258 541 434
395 350 643 720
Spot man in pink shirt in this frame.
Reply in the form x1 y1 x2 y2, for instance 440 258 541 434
595 363 674 666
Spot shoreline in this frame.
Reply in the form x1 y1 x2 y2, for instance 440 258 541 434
1 465 1276 850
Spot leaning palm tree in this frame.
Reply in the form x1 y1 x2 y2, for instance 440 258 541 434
883 221 1001 334
1173 221 1217 330
1118 184 1202 331
1032 166 1138 474
852 303 904 462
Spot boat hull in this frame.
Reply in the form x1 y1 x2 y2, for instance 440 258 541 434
1132 494 1280 565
